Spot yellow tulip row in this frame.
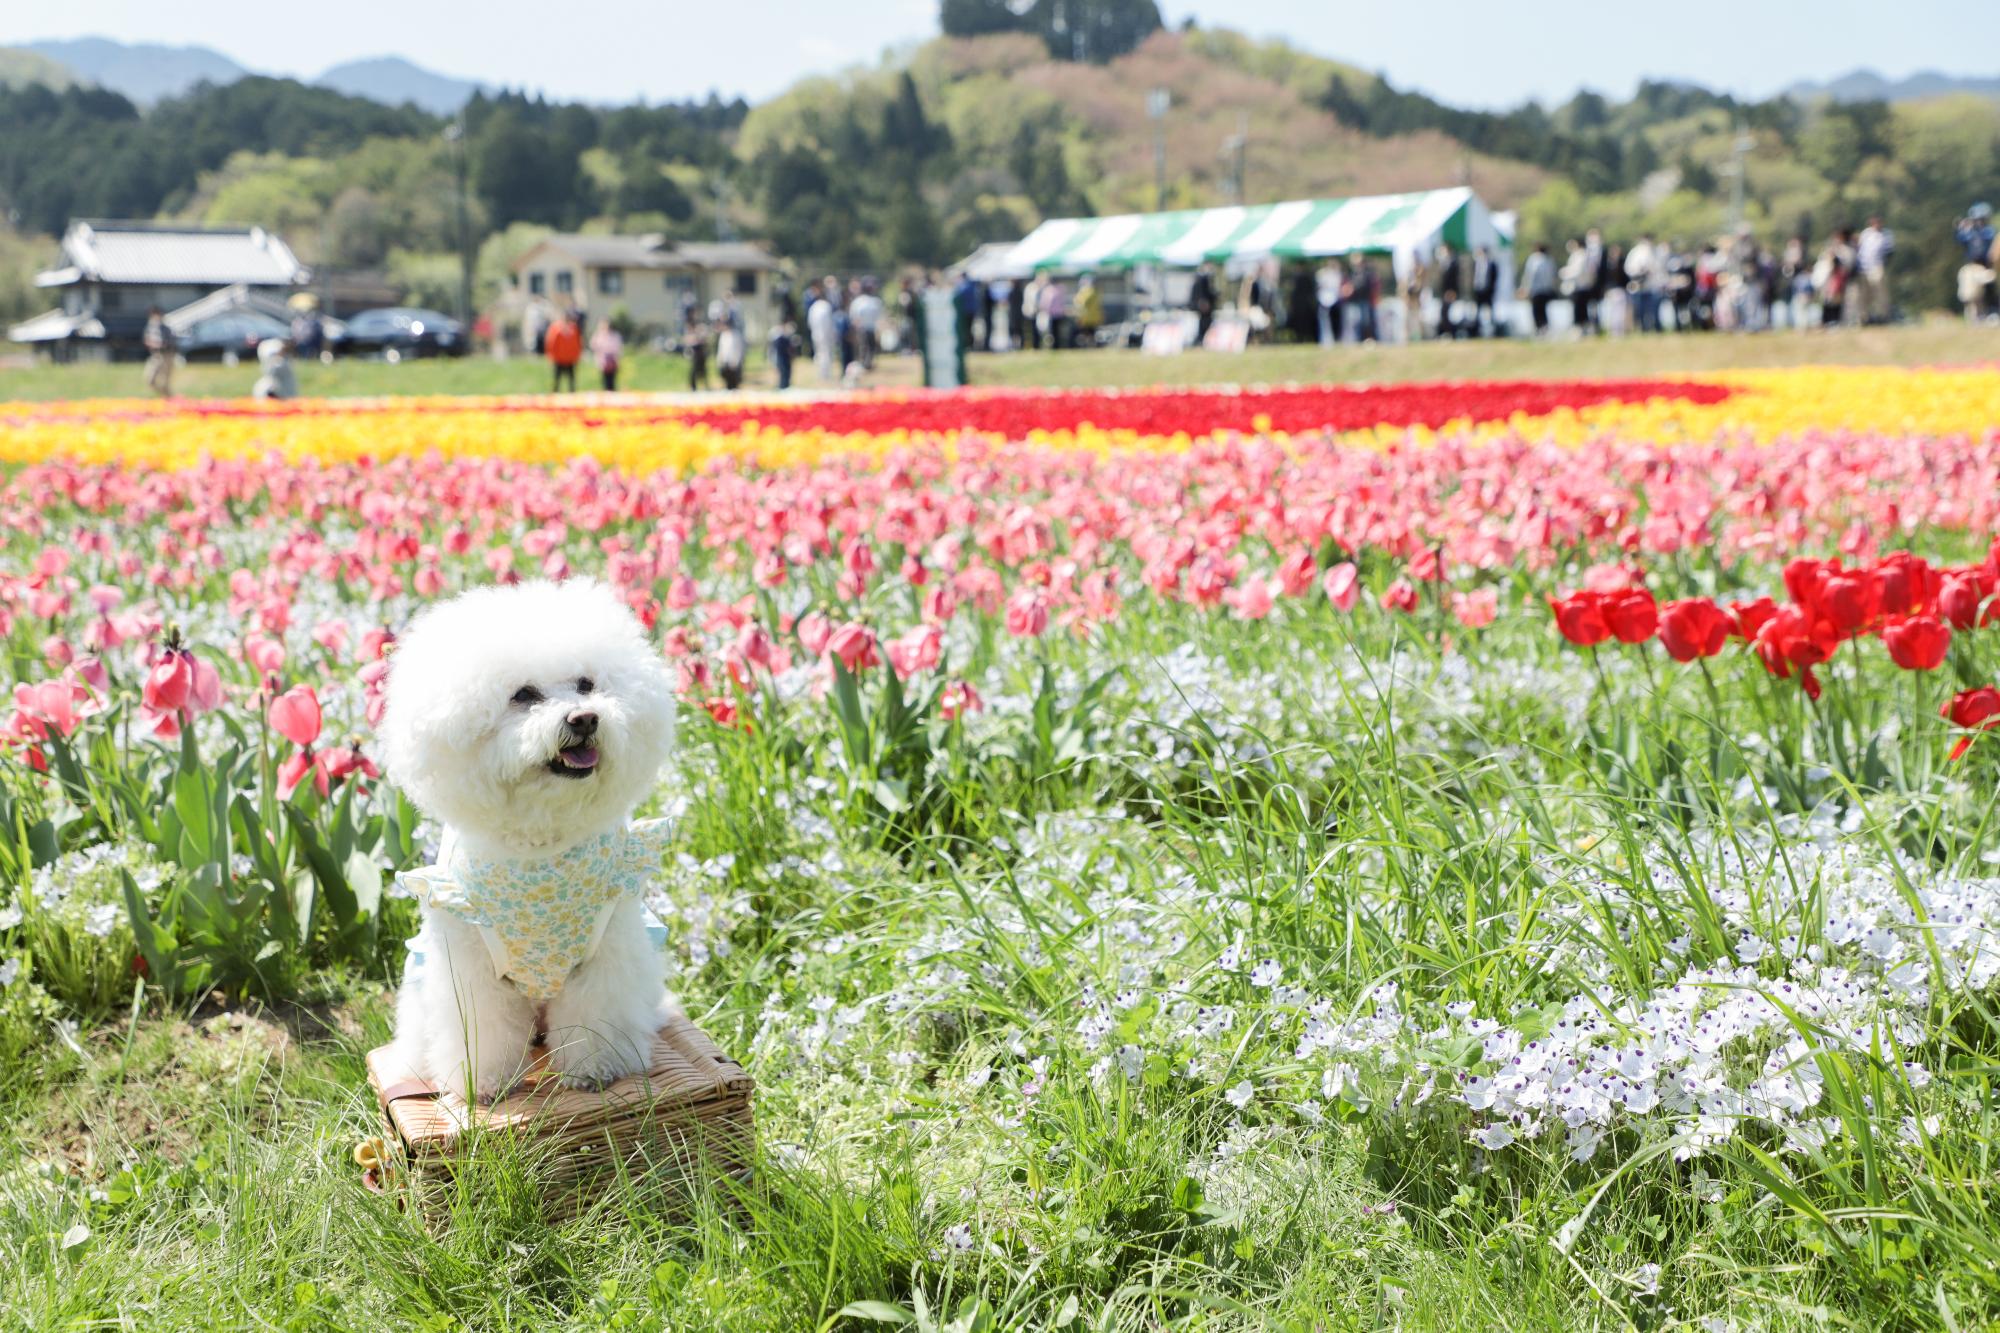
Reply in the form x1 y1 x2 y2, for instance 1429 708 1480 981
1 367 1993 473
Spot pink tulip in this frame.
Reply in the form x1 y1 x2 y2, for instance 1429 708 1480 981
887 624 942 679
244 635 286 676
144 652 193 712
1451 588 1499 628
797 611 833 657
1005 588 1050 638
268 685 323 748
940 679 984 721
1380 579 1420 613
1322 562 1360 612
825 622 881 672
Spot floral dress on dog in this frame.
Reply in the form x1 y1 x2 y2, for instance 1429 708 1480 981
397 818 673 1002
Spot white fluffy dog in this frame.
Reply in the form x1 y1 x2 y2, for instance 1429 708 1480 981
378 579 678 1101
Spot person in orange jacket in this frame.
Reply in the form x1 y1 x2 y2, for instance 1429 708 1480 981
545 308 582 392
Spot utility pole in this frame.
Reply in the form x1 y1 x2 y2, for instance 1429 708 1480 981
713 174 737 242
1147 87 1170 212
1220 111 1247 205
1724 123 1755 233
444 117 473 327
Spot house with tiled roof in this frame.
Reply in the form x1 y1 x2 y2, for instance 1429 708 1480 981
509 233 783 340
9 219 309 360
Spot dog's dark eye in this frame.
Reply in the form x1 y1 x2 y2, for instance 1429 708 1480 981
510 685 544 706
576 677 594 695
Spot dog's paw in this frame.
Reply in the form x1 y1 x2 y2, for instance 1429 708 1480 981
544 1031 646 1091
557 1069 617 1093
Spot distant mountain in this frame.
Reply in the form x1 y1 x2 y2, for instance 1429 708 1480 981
1787 68 2000 103
21 36 247 103
315 56 486 114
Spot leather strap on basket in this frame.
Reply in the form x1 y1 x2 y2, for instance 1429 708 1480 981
379 1079 441 1104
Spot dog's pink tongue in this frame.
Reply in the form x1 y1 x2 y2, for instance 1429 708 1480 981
561 745 599 770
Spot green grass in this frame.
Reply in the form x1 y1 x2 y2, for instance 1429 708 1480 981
0 348 781 403
948 319 2000 390
7 593 2000 1330
6 321 1999 403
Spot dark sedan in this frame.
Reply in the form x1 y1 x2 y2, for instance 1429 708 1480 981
178 310 291 361
332 307 467 359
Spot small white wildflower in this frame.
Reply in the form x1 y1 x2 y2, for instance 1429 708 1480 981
0 958 19 988
1223 1080 1255 1110
84 904 121 939
0 905 22 931
1248 958 1282 988
1631 1262 1662 1295
941 1223 975 1253
1471 1123 1514 1151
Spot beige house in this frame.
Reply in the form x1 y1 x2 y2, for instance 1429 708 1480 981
510 234 783 341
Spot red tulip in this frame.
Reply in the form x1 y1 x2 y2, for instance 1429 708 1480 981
1730 597 1780 640
1873 552 1937 618
279 748 329 799
1752 606 1837 701
1601 587 1659 644
267 685 323 748
1783 557 1838 616
1658 598 1733 662
1881 615 1950 671
1939 572 1989 630
1817 572 1878 635
1942 686 2000 760
320 744 380 784
1550 591 1610 647
1379 579 1419 614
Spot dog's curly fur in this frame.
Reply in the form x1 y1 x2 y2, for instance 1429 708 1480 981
377 579 678 1099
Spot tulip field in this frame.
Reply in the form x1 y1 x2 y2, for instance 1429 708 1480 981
6 364 2000 1329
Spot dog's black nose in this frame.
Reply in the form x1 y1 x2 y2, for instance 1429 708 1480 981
566 710 598 735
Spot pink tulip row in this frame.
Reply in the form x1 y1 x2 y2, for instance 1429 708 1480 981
4 424 1999 765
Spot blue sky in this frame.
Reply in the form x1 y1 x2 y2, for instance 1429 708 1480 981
3 0 1986 108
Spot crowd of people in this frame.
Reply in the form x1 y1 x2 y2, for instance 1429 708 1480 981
1510 217 1903 338
772 275 892 389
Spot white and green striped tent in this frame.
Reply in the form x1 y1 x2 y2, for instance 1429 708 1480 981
1001 187 1510 277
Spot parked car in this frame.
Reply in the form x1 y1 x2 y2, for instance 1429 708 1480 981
331 307 466 358
178 310 291 362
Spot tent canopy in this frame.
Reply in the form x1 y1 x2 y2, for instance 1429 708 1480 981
1001 187 1510 274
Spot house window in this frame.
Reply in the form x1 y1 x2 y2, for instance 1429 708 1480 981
733 270 758 295
597 267 623 296
528 272 546 295
555 270 574 294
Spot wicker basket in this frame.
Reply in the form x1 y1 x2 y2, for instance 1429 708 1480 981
363 1015 754 1224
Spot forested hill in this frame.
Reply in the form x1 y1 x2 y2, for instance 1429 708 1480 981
1 25 1995 326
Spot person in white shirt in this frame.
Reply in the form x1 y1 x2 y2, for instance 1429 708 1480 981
806 289 837 382
849 280 885 370
1624 235 1662 333
1855 216 1895 325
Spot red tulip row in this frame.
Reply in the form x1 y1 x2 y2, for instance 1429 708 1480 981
7 377 1732 439
1550 545 2000 757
